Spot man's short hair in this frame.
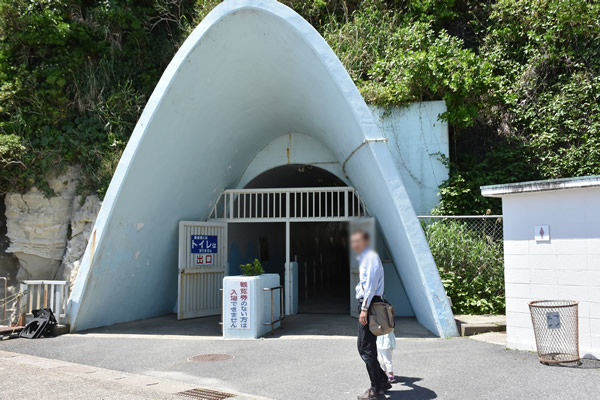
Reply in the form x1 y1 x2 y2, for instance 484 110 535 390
352 230 370 241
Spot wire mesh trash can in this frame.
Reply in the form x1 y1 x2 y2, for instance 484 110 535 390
529 300 579 364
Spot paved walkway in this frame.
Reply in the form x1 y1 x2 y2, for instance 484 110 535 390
0 350 263 400
1 314 599 399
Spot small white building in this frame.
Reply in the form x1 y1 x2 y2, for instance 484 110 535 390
482 176 600 359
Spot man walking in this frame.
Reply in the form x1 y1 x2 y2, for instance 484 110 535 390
351 230 390 400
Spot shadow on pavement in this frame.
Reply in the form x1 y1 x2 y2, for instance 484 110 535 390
388 376 437 400
77 313 435 339
267 315 436 338
78 314 222 337
545 358 600 370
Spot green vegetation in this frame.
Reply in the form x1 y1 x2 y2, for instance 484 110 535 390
0 0 209 195
240 258 264 276
1 0 599 215
423 219 505 314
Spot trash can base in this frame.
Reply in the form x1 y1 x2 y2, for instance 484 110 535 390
538 352 580 364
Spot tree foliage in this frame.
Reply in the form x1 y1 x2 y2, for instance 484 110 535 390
0 0 200 195
1 0 599 210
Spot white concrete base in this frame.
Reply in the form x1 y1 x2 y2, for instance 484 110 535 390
223 273 281 339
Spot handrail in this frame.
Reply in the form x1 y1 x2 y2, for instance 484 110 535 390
223 187 357 193
218 288 223 330
264 285 285 334
20 280 69 325
209 186 369 221
20 280 68 285
417 215 503 219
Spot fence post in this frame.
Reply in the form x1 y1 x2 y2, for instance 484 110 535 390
19 283 27 326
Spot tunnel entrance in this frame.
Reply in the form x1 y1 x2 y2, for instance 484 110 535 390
225 164 356 315
182 162 415 322
292 221 349 314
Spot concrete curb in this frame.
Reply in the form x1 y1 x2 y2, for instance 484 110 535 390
454 315 506 337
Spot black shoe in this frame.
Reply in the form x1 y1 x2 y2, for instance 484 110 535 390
380 381 392 392
357 388 385 400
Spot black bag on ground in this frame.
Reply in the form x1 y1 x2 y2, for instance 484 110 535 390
19 308 57 339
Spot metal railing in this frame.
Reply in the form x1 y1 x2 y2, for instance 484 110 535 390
264 285 285 334
1 277 6 326
1 289 28 327
20 280 69 325
209 187 369 222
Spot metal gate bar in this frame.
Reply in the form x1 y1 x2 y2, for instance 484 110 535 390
264 285 285 334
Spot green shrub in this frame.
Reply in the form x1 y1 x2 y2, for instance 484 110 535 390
240 258 264 277
423 220 505 315
324 4 495 128
440 0 600 215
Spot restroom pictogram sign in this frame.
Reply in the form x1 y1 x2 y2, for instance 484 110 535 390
534 225 550 241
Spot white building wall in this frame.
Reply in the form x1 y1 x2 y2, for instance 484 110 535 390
502 187 600 358
371 101 449 215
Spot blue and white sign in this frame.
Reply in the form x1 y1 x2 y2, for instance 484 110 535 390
191 235 218 254
191 235 218 266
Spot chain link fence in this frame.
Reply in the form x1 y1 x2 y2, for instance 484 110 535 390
419 215 505 315
418 215 504 242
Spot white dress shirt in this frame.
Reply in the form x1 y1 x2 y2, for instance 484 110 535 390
355 248 385 309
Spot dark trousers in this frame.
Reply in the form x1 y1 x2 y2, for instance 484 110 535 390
357 297 388 391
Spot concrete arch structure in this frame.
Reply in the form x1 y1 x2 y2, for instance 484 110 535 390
68 0 457 337
237 132 348 188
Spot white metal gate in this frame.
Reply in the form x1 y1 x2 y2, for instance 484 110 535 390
208 187 369 317
209 187 368 222
178 221 227 320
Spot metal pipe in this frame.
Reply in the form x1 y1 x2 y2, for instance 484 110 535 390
280 284 285 330
271 289 274 333
218 288 223 331
1 277 7 326
264 286 285 334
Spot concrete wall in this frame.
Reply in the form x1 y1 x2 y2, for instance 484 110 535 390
239 104 449 215
371 102 449 215
68 0 456 337
502 187 600 358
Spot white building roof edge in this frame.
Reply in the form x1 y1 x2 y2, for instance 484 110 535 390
481 175 600 197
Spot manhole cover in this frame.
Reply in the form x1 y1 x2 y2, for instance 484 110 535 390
177 388 234 399
188 354 233 363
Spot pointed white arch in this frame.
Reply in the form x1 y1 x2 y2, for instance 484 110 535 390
68 0 457 337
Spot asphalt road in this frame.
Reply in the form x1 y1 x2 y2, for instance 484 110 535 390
1 315 599 400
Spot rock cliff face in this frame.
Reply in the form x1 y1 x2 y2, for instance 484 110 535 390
1 167 101 290
56 195 101 285
0 195 19 298
5 167 79 281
